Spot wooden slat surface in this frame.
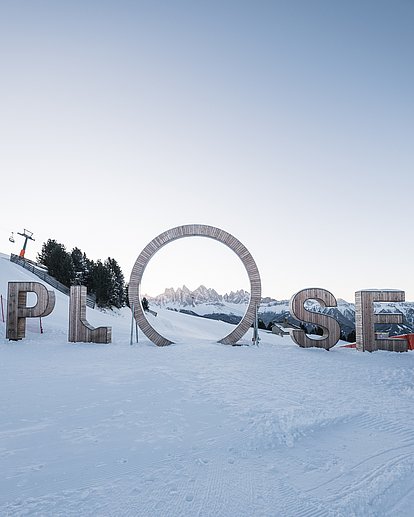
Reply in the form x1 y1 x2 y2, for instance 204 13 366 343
68 286 111 344
6 282 55 340
129 224 262 347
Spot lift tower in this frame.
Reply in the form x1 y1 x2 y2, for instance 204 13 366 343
17 229 35 258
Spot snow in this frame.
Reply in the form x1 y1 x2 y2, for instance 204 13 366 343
153 300 248 319
1 255 414 516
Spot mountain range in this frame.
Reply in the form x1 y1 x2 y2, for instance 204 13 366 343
147 286 414 340
147 285 250 307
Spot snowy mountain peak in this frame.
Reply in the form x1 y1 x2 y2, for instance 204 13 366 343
147 286 250 307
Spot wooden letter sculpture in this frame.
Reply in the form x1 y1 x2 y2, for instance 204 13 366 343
68 286 111 344
6 282 56 340
289 288 341 350
355 290 407 352
129 224 261 346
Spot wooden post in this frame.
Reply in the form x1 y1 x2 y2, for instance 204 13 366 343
130 302 134 345
252 303 260 346
0 294 4 323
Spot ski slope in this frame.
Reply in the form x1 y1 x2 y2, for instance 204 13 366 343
1 255 414 516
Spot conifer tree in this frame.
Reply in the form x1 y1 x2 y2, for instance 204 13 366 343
105 257 126 308
71 248 87 284
37 239 75 287
70 248 95 292
38 239 126 309
142 297 149 312
124 283 130 308
90 260 113 308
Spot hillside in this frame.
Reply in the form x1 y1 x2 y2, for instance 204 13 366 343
1 255 414 516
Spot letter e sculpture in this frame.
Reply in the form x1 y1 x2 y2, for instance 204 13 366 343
355 289 407 352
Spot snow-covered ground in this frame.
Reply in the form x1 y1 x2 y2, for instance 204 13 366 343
1 255 414 516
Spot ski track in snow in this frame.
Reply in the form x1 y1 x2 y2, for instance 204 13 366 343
1 255 414 516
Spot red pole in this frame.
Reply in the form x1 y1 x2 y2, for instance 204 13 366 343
39 316 43 334
0 295 4 323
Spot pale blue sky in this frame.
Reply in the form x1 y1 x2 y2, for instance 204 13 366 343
1 1 413 300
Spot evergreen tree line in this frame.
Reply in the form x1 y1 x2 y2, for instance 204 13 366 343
37 239 126 309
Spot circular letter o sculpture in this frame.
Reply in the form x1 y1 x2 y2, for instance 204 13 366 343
129 224 262 346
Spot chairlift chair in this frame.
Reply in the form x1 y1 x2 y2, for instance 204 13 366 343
9 232 15 243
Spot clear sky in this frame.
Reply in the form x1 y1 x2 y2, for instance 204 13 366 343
1 0 413 301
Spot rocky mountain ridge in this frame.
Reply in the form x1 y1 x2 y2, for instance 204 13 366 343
147 285 250 307
146 286 414 339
